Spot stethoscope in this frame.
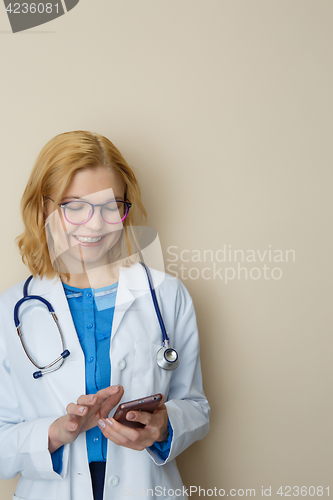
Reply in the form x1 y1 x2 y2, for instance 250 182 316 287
14 262 179 379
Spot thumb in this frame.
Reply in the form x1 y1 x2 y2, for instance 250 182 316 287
99 386 124 418
155 394 166 410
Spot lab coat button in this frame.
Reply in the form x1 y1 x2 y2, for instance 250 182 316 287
109 475 119 487
117 359 126 370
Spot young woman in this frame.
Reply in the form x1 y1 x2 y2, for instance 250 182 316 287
0 131 210 500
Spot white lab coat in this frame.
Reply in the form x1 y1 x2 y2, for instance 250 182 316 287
0 262 209 500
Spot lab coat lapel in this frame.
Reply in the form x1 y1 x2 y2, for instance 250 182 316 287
27 264 150 398
111 268 135 340
111 262 149 340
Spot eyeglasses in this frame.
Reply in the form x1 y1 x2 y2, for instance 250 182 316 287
46 197 132 225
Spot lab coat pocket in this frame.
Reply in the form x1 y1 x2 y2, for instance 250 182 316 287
13 494 55 500
13 496 56 500
14 471 59 500
132 342 172 400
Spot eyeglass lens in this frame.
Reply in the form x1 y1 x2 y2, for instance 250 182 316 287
64 201 127 224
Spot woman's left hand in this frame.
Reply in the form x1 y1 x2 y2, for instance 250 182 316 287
97 394 169 451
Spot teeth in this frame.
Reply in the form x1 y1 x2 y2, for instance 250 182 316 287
75 236 103 243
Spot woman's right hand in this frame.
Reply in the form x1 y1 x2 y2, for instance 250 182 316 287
48 385 124 453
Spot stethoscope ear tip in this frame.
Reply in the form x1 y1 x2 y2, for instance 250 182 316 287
33 371 43 379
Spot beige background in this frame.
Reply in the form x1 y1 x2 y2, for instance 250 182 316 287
0 1 332 498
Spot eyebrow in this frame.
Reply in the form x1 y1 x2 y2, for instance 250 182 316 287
60 196 124 202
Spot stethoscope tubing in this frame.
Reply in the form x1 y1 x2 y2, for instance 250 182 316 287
138 262 169 346
14 278 70 378
14 261 179 377
139 262 179 369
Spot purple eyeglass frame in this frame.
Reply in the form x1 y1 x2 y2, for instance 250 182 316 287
46 197 132 225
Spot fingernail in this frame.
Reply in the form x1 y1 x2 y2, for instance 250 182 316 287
98 419 106 429
105 418 114 427
79 406 86 413
89 395 95 403
111 385 120 392
70 423 77 430
127 412 135 420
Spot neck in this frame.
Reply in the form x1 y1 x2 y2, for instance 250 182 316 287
60 263 120 289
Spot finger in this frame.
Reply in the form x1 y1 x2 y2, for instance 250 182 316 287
66 402 89 417
154 403 167 413
99 388 124 419
95 385 123 405
124 395 166 426
63 415 80 433
76 386 121 407
126 410 155 426
127 404 167 426
76 393 98 406
76 386 123 408
97 419 148 450
99 420 138 446
103 417 146 441
156 394 165 408
126 408 169 444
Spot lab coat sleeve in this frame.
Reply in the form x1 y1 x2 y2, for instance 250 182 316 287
146 280 210 465
0 324 70 481
148 419 173 460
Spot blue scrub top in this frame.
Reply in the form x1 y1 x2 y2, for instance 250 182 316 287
51 281 172 474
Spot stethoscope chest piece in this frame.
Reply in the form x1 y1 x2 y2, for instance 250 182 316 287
16 262 180 378
156 343 180 371
138 261 180 371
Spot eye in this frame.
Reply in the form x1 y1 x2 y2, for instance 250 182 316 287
65 201 87 212
104 201 122 212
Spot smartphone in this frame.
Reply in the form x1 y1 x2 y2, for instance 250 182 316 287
113 393 163 429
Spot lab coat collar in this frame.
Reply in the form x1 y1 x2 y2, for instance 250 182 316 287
28 261 151 296
27 262 160 340
13 262 161 402
118 261 151 291
110 262 158 339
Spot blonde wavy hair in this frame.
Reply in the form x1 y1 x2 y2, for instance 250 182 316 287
15 130 147 280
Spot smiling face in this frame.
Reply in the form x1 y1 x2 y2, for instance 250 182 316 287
44 165 127 274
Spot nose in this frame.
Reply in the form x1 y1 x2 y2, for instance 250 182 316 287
83 206 105 232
